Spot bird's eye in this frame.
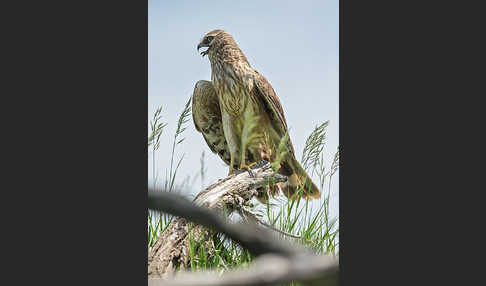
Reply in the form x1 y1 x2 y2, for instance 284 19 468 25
206 36 214 43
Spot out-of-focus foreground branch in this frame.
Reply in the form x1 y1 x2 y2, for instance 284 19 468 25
147 161 339 285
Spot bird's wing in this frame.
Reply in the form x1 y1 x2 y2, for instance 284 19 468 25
192 80 231 166
253 72 296 156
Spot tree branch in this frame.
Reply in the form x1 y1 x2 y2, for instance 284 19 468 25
238 206 302 239
148 161 289 278
147 162 339 285
149 254 338 286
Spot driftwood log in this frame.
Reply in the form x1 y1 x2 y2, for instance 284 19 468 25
148 161 286 279
147 161 339 285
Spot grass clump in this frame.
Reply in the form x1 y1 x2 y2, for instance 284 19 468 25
147 97 192 246
147 106 339 284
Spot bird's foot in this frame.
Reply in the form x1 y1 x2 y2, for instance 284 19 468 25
228 166 236 176
239 162 258 177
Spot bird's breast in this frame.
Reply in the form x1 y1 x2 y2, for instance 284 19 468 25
213 73 253 117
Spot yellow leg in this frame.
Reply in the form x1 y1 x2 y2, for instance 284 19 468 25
228 155 236 175
240 161 258 171
240 161 258 177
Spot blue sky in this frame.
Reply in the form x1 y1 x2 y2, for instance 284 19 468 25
148 0 339 217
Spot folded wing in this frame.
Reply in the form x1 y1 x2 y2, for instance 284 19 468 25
192 80 231 166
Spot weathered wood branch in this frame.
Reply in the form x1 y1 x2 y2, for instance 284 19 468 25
149 253 338 286
147 161 339 285
238 207 302 239
148 161 287 279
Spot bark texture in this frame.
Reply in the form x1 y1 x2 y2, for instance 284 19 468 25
148 161 284 279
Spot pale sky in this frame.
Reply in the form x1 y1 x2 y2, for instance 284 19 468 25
148 0 339 219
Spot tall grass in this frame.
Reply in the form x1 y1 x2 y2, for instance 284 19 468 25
147 107 167 246
147 98 192 246
166 97 192 193
148 106 167 189
147 106 339 285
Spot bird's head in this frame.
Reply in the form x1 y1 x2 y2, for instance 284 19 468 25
197 29 226 57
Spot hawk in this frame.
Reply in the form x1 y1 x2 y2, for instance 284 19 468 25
193 29 320 202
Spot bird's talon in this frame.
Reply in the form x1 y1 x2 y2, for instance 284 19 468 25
240 163 257 177
247 162 258 169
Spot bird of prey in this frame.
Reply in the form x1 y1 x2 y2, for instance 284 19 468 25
192 29 320 202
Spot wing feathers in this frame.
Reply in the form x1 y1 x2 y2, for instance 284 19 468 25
253 72 296 155
192 80 231 165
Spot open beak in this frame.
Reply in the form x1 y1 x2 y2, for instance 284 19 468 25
197 42 209 57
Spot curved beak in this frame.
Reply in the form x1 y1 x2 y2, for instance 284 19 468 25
197 42 209 57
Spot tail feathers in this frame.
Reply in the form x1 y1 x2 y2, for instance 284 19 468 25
255 160 321 203
280 172 321 201
282 158 320 200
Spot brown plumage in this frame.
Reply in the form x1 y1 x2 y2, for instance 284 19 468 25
194 29 320 202
192 80 231 166
192 80 256 170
